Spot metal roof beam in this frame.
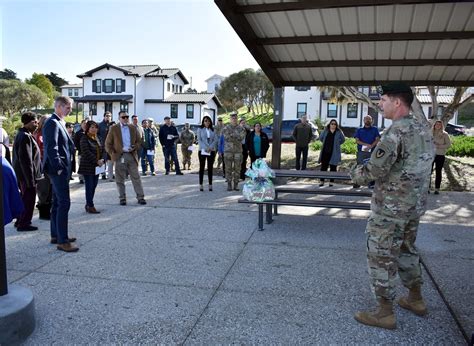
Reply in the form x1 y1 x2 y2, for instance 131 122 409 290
287 80 473 87
257 31 474 45
215 0 284 87
237 1 467 13
272 59 473 68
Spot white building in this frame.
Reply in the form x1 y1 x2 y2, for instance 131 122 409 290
75 63 221 124
205 74 225 93
61 83 83 98
283 86 471 128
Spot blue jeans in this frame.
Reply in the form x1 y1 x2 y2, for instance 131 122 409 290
141 150 155 174
49 171 71 244
162 146 181 173
83 174 99 207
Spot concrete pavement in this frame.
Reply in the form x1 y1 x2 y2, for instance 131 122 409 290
5 172 473 344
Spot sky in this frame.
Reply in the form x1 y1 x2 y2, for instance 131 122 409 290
0 0 260 91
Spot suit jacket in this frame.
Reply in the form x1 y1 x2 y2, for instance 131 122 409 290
13 128 42 188
105 123 140 163
42 113 75 176
197 128 218 152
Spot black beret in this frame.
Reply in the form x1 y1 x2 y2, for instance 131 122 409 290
164 116 171 120
380 82 413 96
21 112 37 125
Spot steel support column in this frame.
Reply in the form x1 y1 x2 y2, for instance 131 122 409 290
271 87 283 169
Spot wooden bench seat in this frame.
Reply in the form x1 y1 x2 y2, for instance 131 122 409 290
275 186 372 197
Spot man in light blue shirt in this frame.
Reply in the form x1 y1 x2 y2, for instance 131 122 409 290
105 111 146 206
120 119 131 152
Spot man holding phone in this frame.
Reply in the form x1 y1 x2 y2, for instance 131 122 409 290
105 111 146 206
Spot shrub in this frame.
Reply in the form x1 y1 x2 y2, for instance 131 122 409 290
446 136 474 157
310 137 357 154
341 137 357 154
2 115 21 139
310 140 322 151
308 132 474 157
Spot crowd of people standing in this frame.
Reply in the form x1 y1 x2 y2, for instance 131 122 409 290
2 94 454 254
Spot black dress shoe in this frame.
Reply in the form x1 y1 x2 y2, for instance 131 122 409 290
17 225 38 232
120 200 127 206
165 171 169 175
138 199 147 205
176 172 183 175
51 237 76 244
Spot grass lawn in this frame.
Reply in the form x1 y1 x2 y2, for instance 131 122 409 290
218 105 273 125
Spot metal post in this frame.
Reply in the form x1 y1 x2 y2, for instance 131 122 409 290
258 205 264 231
0 158 8 296
271 87 283 169
266 204 273 224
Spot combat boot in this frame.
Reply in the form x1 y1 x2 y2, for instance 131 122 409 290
354 298 396 330
233 181 239 191
398 285 427 316
227 181 233 191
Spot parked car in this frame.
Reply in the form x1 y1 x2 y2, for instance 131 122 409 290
73 122 82 134
175 124 200 144
262 120 319 142
445 123 466 136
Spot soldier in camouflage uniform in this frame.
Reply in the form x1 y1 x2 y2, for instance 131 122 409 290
179 122 195 170
222 113 246 191
350 82 434 330
214 117 224 169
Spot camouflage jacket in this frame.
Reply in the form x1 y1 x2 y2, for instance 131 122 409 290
222 124 246 153
215 123 224 137
179 129 195 147
350 114 434 218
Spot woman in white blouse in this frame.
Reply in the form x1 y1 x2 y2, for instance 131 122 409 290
197 116 218 191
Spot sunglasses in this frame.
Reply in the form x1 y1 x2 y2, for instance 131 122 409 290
121 116 129 119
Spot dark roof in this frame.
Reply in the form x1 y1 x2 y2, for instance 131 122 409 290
73 95 134 102
77 63 139 78
119 65 160 76
145 68 189 84
215 0 474 87
145 92 222 107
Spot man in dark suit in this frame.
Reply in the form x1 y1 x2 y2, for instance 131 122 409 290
13 112 41 232
43 96 78 252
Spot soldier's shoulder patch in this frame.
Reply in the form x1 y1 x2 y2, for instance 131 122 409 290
375 148 385 158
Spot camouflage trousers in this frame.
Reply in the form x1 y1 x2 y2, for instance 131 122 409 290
366 212 423 301
224 152 242 183
181 146 192 168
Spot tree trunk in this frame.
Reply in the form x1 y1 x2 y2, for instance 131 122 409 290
427 86 438 120
441 87 467 126
411 90 430 127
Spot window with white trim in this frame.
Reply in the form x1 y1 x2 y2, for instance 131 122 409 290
327 103 338 118
296 103 307 118
186 104 194 119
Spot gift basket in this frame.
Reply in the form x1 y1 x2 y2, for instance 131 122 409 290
242 159 275 202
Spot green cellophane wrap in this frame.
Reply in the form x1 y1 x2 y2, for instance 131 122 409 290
242 159 275 202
